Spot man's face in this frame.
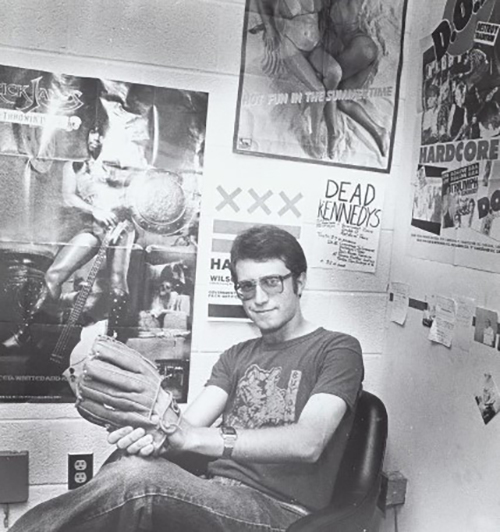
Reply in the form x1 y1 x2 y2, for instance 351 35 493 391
234 258 304 336
87 129 103 154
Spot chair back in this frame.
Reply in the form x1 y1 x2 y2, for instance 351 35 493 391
330 390 388 509
287 390 388 532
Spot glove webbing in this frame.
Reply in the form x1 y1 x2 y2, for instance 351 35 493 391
153 382 183 436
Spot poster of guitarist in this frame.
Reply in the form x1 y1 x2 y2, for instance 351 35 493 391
0 66 208 402
2 125 136 354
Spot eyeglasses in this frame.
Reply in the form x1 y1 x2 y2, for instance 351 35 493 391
235 272 293 301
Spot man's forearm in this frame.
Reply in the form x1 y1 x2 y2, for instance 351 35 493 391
180 423 325 464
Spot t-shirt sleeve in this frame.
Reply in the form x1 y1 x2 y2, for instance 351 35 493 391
311 334 364 412
205 348 234 394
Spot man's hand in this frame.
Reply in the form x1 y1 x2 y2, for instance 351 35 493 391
74 336 183 456
108 426 157 457
108 416 191 457
92 207 118 228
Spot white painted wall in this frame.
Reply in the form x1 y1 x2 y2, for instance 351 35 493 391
377 2 500 532
3 1 495 531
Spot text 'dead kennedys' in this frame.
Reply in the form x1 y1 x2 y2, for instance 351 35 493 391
317 180 382 229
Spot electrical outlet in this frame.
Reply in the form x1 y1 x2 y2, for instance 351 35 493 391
68 453 93 490
378 471 408 513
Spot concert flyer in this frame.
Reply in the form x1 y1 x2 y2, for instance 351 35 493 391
409 0 500 273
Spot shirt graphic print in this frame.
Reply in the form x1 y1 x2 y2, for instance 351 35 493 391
225 364 302 428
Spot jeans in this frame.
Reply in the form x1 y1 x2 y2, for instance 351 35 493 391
9 452 308 532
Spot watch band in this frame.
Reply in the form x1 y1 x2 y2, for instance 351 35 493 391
220 425 238 458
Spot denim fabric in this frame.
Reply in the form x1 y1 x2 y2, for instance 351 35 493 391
9 453 306 532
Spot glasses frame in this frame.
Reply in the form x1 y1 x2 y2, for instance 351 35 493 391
234 272 294 301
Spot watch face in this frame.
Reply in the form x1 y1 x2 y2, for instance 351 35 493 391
221 426 237 436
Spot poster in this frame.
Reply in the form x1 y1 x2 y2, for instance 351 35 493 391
233 0 408 172
313 177 385 272
0 64 208 402
409 0 500 273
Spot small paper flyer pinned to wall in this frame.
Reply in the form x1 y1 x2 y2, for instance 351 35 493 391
453 296 475 352
428 295 456 348
389 282 409 325
313 178 385 273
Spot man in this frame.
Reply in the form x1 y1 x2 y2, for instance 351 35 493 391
9 224 364 532
2 125 135 351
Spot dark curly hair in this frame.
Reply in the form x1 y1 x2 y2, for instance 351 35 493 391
229 224 307 291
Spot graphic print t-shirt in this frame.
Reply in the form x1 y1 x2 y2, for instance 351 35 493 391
206 327 364 511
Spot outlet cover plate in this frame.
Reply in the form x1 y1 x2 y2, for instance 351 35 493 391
68 453 93 490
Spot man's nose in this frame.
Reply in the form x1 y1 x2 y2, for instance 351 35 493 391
253 283 269 304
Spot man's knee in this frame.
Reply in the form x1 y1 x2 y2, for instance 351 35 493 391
102 455 181 493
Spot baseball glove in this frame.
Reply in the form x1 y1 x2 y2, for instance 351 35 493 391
75 335 181 452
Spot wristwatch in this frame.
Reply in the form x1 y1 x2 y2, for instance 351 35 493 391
219 425 238 458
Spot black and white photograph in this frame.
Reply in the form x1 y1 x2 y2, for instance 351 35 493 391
474 307 498 348
3 1 500 532
474 372 500 425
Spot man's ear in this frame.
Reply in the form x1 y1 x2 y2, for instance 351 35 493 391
296 272 307 297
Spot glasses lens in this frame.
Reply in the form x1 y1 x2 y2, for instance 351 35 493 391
260 276 283 294
236 281 256 300
236 273 292 300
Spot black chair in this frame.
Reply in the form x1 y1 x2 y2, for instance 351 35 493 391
287 390 388 532
173 390 388 532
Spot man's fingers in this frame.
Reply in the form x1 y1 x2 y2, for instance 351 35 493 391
109 426 146 448
106 427 155 456
138 442 156 457
107 426 134 444
125 433 154 455
117 427 147 450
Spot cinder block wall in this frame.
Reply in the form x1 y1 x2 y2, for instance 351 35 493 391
0 0 408 527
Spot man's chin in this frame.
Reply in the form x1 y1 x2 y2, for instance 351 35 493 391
253 317 281 334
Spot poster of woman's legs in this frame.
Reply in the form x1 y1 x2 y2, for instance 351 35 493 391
233 0 408 172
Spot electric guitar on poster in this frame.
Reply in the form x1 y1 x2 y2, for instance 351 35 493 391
48 222 127 389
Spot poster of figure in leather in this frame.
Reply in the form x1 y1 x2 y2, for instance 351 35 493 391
233 0 408 173
0 64 207 402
